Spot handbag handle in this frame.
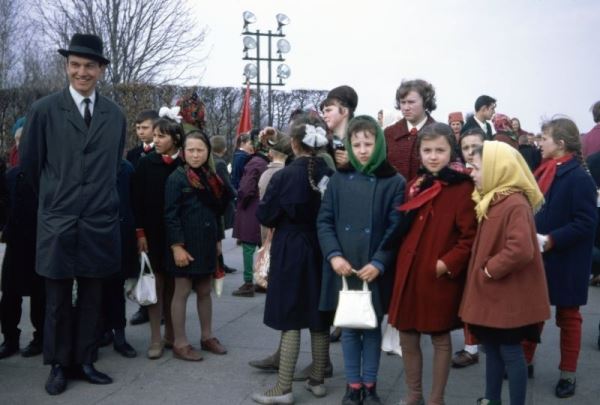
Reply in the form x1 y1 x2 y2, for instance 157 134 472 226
139 252 155 277
341 275 369 292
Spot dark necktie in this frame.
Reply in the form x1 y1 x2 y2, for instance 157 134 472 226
410 127 418 136
143 144 152 153
83 98 92 128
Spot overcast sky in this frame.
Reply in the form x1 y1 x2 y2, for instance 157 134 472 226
191 0 600 133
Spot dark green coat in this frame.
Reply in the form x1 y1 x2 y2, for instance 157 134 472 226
164 166 221 277
318 170 406 317
19 88 126 279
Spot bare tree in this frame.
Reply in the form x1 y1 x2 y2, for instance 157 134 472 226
0 0 20 88
36 0 208 85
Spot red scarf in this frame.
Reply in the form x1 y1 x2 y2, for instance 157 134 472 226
533 153 573 195
398 162 470 212
186 166 224 199
399 180 443 212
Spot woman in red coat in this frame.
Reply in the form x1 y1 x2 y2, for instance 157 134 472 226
387 123 477 405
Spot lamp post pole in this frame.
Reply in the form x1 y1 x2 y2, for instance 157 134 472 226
242 12 291 127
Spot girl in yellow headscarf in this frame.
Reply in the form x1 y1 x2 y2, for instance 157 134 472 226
459 141 550 405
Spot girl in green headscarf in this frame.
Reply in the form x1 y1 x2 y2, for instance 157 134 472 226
318 115 406 404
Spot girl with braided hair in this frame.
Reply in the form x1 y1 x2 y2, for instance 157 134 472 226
522 117 597 399
251 120 334 404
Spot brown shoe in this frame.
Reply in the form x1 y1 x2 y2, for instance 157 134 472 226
232 282 255 297
173 344 203 361
451 349 479 368
201 337 227 355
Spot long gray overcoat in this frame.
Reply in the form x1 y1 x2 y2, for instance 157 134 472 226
19 87 126 279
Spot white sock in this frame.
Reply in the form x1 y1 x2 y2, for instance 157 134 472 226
464 344 478 355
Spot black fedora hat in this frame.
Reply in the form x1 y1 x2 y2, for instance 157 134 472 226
58 33 110 65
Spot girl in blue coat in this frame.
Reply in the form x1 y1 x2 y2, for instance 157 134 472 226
525 117 597 399
318 115 406 404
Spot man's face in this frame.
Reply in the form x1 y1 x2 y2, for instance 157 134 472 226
136 119 155 144
322 101 348 132
400 90 426 125
66 55 105 97
481 103 496 121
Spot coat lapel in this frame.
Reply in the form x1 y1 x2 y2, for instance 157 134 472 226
61 88 88 136
84 91 111 147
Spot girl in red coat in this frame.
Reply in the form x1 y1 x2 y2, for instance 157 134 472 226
387 123 477 405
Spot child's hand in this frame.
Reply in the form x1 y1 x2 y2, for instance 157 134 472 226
334 150 349 167
356 264 380 283
137 236 148 253
330 256 353 277
172 245 194 267
435 260 449 278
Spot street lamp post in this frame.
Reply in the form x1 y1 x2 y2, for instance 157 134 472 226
242 11 291 127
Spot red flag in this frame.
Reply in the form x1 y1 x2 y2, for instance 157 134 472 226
237 81 252 137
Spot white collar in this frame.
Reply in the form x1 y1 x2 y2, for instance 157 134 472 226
407 115 428 131
69 85 96 106
474 115 488 129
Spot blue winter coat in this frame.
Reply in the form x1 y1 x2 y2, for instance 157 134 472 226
534 158 598 306
318 170 406 317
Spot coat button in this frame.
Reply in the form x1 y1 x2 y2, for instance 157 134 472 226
364 228 371 234
419 215 423 220
344 225 350 231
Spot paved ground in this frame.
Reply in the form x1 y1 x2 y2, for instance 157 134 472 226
1 233 599 404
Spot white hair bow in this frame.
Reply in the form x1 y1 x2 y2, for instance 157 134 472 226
302 124 328 148
158 106 182 124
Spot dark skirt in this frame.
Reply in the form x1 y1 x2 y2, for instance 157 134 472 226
469 323 542 345
264 227 330 332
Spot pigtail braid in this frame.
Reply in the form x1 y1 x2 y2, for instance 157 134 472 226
307 154 320 192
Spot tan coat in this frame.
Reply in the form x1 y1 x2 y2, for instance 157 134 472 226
459 193 551 329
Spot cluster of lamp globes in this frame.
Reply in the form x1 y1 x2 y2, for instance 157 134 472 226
242 11 291 81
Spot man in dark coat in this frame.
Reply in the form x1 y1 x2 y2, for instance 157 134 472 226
461 95 496 140
19 33 126 395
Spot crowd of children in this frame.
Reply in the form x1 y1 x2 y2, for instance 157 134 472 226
1 80 599 405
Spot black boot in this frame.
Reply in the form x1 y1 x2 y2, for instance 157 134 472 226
21 338 43 357
0 337 19 359
342 385 363 405
129 306 149 325
363 384 382 404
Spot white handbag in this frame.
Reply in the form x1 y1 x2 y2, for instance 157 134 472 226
127 252 157 306
333 276 377 329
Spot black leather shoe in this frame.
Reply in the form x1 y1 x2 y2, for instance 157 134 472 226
45 365 67 395
80 364 113 384
0 340 19 359
114 341 137 358
98 331 113 347
342 385 363 405
363 384 382 404
555 378 576 398
130 306 149 325
21 339 43 357
223 264 237 274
